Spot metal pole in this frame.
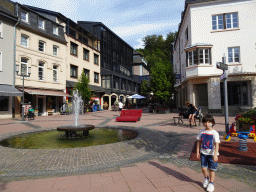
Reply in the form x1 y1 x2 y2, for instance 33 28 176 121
22 75 25 121
222 55 229 133
224 71 229 133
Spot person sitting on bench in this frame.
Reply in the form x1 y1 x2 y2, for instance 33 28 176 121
186 101 199 127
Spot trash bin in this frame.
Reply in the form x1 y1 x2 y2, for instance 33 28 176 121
28 109 34 119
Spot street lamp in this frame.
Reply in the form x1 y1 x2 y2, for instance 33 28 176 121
16 64 31 122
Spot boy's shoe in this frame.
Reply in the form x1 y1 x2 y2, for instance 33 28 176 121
203 177 209 188
207 182 214 192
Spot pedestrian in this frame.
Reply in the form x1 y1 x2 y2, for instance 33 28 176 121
118 100 123 115
186 101 198 127
196 114 220 192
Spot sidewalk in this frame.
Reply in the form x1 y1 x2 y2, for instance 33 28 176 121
0 110 255 192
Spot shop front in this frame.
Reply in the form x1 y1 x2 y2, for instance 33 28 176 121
17 88 71 116
0 85 22 119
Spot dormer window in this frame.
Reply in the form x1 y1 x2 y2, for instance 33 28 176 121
53 26 58 35
21 11 28 23
38 19 45 30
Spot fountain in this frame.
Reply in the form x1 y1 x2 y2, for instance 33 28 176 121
57 90 94 139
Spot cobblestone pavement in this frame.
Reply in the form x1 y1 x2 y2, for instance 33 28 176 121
0 110 256 191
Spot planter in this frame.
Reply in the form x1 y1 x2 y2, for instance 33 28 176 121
236 121 255 132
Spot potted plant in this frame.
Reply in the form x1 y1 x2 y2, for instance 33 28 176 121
235 108 256 132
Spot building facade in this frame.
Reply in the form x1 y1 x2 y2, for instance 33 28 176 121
132 51 150 81
0 1 22 119
78 21 140 109
24 6 105 108
173 0 256 114
14 3 69 116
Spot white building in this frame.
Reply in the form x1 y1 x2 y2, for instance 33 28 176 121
173 0 256 114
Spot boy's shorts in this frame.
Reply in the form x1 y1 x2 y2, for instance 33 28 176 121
200 153 218 171
119 108 122 111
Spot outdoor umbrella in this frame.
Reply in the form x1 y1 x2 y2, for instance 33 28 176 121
127 94 146 109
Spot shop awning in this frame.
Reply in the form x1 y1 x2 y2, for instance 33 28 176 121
20 88 72 97
0 85 22 96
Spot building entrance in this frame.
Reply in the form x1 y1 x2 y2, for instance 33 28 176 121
221 81 249 106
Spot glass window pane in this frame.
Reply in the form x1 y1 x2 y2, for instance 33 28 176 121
218 15 223 29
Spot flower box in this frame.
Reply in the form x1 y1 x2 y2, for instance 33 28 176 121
236 121 255 132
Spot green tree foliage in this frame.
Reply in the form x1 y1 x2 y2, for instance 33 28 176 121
140 79 148 96
136 32 177 102
149 49 175 102
74 71 92 105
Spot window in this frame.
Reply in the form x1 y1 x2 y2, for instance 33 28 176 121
83 48 89 61
21 11 28 23
185 28 188 41
21 57 28 75
21 35 29 47
94 72 99 83
0 21 2 38
53 65 58 82
212 15 223 30
0 96 9 111
38 19 45 30
53 26 58 35
38 61 44 80
212 13 238 30
38 41 45 52
226 13 238 29
83 69 90 79
186 48 211 66
199 49 210 64
53 46 58 56
102 76 110 88
228 47 240 63
70 64 78 78
0 52 2 71
114 78 119 89
94 54 99 64
70 42 78 56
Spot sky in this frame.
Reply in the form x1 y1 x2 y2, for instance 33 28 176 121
15 0 185 49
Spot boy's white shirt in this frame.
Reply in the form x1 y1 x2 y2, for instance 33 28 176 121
197 129 220 156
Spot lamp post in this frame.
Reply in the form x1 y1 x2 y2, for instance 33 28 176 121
16 64 31 122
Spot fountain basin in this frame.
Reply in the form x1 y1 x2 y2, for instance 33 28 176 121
57 124 94 139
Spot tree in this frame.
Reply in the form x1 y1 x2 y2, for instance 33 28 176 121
74 71 92 105
149 49 175 102
140 79 148 96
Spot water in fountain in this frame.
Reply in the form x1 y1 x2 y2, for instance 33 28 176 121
72 90 83 126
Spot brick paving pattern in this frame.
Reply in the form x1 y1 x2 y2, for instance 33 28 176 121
0 109 255 191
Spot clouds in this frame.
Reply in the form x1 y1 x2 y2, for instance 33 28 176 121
15 0 184 49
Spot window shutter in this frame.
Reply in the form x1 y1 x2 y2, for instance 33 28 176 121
186 52 188 67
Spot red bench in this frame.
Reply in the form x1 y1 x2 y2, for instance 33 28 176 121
116 109 143 122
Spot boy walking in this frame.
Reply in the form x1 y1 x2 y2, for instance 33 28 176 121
196 114 220 192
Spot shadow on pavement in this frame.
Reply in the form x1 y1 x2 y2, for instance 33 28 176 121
148 161 203 189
